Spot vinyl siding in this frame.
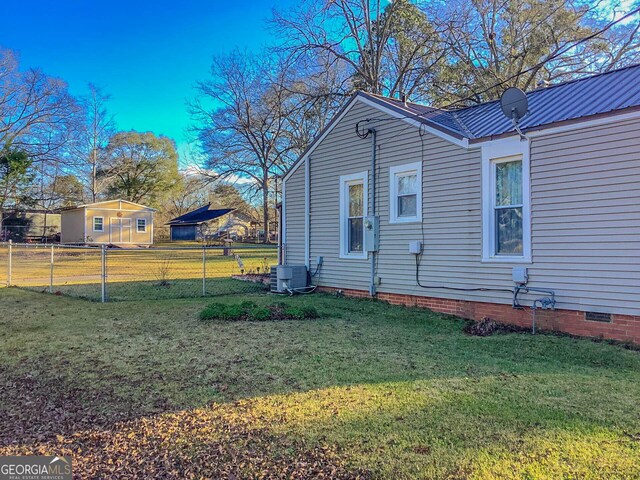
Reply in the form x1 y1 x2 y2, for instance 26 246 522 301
284 163 305 265
528 117 640 314
60 209 85 243
85 208 153 244
284 98 640 316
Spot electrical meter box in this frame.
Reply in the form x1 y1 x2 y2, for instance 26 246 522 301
512 266 528 284
364 215 380 252
409 240 422 255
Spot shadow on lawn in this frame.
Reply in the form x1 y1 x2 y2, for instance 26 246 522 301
20 277 268 302
1 370 639 479
1 291 639 478
0 360 370 478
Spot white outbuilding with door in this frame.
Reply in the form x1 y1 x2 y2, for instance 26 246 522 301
60 199 154 245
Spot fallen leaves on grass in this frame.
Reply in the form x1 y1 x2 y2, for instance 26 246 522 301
0 366 368 479
463 317 528 337
1 402 369 479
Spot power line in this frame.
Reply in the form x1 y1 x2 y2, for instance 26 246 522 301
431 5 640 111
351 6 640 145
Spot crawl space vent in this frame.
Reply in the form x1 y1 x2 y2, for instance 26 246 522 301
585 311 612 323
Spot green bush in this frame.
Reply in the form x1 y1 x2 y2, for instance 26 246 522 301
250 306 271 321
200 301 321 322
301 306 320 319
199 303 228 321
284 305 319 319
199 302 256 321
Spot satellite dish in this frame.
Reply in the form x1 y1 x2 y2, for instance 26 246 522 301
500 87 528 123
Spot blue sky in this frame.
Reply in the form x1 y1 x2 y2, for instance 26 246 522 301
1 0 298 163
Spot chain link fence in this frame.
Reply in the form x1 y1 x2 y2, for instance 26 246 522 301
0 242 277 301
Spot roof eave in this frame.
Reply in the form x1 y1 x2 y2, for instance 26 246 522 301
468 105 640 144
357 92 467 142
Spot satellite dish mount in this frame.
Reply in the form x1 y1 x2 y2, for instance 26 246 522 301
500 87 529 140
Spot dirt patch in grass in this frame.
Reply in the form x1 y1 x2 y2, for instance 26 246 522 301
464 317 529 337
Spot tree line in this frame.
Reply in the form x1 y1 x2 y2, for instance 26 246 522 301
191 0 640 241
2 0 639 242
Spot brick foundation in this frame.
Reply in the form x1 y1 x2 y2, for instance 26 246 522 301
318 287 640 344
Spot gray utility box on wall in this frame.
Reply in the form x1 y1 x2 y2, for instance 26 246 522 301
364 215 380 252
271 265 308 293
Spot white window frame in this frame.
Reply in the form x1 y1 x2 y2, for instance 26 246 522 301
93 216 104 232
136 218 147 233
482 138 531 263
339 171 368 259
389 161 422 224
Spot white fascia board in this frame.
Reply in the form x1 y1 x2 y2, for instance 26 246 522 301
283 94 471 185
356 95 469 148
526 109 640 138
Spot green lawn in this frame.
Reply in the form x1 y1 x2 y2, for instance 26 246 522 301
1 288 639 478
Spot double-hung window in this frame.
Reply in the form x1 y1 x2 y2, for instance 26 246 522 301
136 218 147 233
339 171 368 258
389 161 422 223
93 217 104 232
482 139 531 262
493 157 523 255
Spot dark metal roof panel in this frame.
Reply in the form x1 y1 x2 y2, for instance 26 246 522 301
363 64 640 140
364 94 467 137
452 63 640 138
167 206 234 225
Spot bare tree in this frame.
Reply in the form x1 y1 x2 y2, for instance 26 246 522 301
430 0 640 105
0 48 80 235
271 0 446 98
0 48 79 160
73 84 115 202
190 50 299 243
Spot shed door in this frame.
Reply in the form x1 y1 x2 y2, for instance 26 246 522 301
110 218 131 243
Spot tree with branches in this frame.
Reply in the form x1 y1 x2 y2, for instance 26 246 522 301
101 131 179 205
427 0 640 105
190 50 300 243
73 84 115 202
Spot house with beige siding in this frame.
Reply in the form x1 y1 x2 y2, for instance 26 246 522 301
60 199 154 245
281 64 640 344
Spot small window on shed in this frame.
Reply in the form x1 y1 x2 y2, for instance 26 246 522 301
93 217 104 232
136 218 147 233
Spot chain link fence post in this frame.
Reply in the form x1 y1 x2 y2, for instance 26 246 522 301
101 244 107 303
49 244 54 293
202 245 207 296
7 240 12 287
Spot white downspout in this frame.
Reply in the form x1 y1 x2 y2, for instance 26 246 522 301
304 155 310 270
281 181 286 265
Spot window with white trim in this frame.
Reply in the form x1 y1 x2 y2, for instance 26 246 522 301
493 157 523 255
389 161 422 223
136 218 147 233
93 216 104 232
482 138 531 262
339 171 368 258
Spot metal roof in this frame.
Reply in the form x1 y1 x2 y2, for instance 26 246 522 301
166 205 234 226
366 63 640 140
